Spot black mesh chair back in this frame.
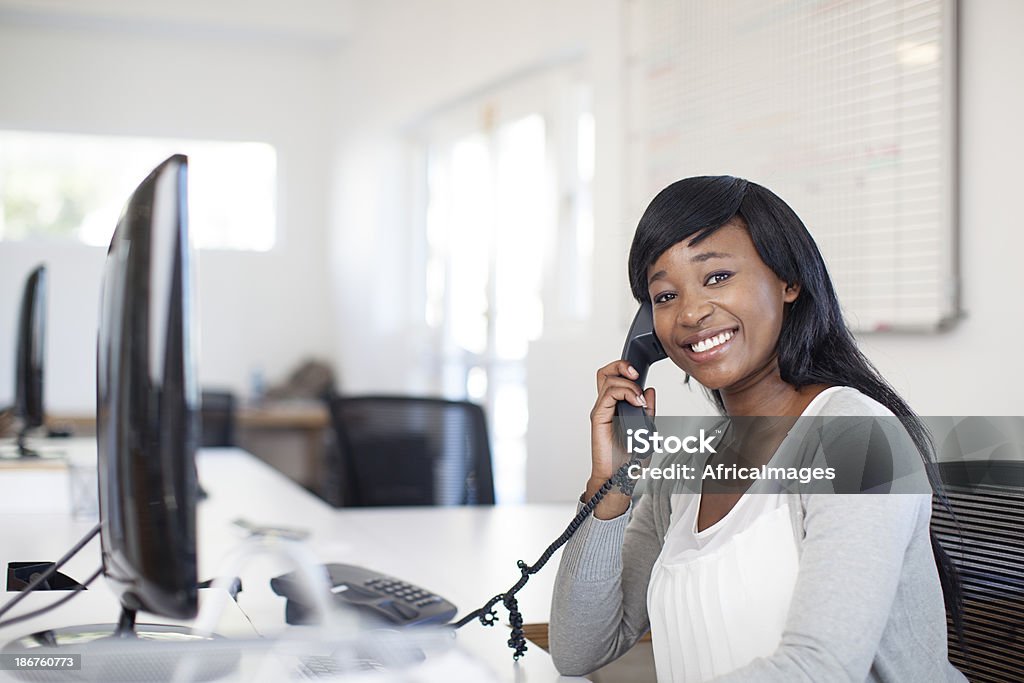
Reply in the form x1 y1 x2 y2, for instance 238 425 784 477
200 390 237 448
325 395 495 506
931 460 1024 683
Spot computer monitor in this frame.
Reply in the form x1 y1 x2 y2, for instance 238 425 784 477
3 155 238 681
13 264 46 457
95 153 200 628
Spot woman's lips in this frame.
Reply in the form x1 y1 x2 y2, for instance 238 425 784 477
682 329 737 363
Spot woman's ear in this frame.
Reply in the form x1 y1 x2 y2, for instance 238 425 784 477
783 281 801 303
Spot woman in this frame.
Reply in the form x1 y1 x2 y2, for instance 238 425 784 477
549 176 964 681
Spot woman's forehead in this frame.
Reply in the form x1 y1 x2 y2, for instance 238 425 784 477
652 221 758 267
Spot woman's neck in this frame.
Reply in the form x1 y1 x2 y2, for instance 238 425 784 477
720 360 832 417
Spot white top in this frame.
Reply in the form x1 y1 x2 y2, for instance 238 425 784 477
646 386 880 682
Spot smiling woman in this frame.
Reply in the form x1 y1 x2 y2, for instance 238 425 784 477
645 221 803 411
549 176 967 682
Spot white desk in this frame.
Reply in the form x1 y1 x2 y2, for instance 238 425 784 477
0 447 583 682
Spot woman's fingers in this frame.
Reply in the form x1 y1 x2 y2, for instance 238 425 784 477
592 360 654 425
591 361 655 484
591 378 646 420
596 360 640 389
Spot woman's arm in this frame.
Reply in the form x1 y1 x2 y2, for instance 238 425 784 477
548 358 661 675
549 491 664 676
713 493 947 682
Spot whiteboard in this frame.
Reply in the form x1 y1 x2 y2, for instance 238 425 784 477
623 0 959 332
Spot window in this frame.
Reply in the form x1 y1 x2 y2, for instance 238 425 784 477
416 68 593 503
0 130 277 250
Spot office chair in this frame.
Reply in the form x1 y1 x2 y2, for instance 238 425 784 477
324 394 495 507
200 390 237 448
931 460 1024 683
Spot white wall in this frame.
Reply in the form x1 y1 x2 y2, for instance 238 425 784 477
327 0 1024 504
0 18 338 411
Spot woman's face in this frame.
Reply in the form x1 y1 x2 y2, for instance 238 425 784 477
646 220 798 394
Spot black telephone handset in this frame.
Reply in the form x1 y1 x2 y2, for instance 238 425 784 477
616 300 668 431
455 301 668 661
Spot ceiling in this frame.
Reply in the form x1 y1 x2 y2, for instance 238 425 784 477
0 0 355 49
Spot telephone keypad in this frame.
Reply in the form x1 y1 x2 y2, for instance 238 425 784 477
366 578 442 606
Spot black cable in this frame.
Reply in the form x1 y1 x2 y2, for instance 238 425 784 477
453 456 642 660
0 522 101 621
0 566 102 630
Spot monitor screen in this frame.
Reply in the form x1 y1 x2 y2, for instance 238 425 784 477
14 264 46 445
96 154 200 620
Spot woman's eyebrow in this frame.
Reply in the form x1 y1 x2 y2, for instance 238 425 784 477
647 251 735 285
690 251 733 263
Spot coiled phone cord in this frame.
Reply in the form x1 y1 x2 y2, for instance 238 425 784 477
453 454 643 660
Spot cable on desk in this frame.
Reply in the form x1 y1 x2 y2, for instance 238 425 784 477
453 455 643 661
0 566 102 630
0 522 100 621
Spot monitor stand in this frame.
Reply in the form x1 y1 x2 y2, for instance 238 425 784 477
0 425 66 459
14 430 38 458
0 433 77 464
3 606 239 682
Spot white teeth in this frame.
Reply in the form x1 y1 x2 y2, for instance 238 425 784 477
691 330 733 353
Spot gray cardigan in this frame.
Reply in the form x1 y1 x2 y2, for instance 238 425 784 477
549 407 966 681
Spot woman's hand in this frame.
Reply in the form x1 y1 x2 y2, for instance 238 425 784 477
586 360 656 519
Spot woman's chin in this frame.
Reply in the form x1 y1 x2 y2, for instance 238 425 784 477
683 372 729 392
669 356 739 392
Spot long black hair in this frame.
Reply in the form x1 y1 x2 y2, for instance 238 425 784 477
628 175 963 643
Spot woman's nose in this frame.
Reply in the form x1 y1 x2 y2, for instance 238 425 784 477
677 297 714 327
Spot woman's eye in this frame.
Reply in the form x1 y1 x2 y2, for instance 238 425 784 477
705 272 732 286
652 292 676 304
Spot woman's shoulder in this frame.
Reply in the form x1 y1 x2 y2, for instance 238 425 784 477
797 387 930 494
805 386 896 418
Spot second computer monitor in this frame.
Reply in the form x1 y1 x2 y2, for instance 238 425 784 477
13 264 46 456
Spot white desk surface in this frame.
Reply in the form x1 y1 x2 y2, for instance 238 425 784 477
0 447 584 682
